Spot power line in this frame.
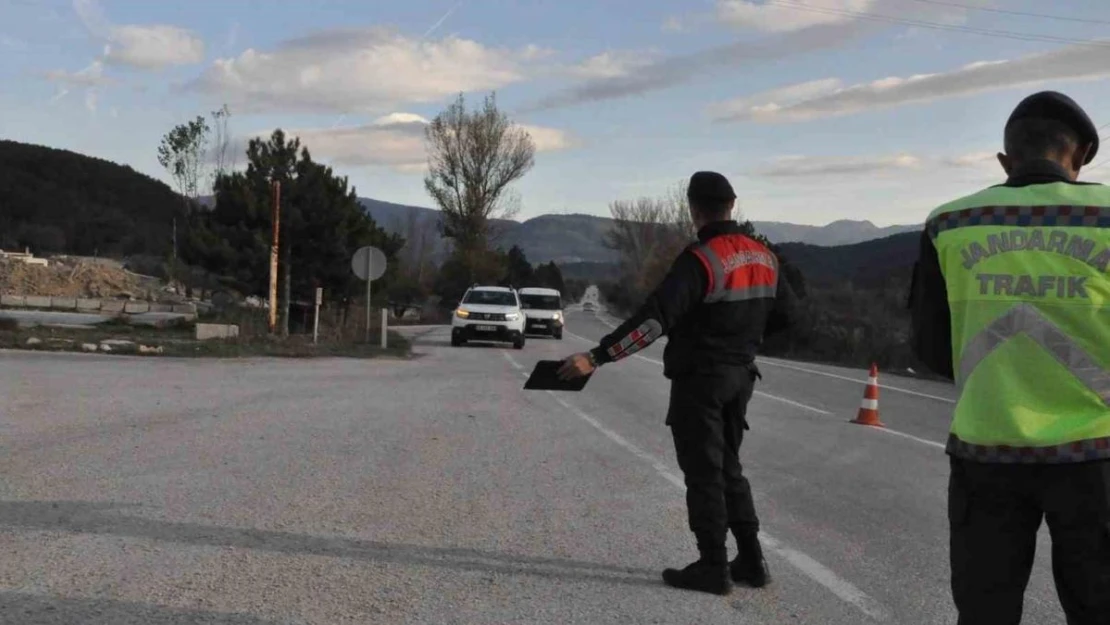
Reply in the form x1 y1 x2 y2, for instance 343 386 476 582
893 0 1110 26
764 0 1110 48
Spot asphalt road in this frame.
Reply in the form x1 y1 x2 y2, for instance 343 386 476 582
0 307 1069 624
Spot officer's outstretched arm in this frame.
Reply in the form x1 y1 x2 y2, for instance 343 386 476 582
588 251 707 366
908 229 955 380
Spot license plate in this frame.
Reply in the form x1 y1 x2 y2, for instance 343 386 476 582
475 325 497 332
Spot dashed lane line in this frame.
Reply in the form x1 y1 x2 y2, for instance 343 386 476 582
502 350 891 622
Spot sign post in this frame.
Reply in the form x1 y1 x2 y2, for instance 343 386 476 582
381 309 388 349
350 246 387 344
268 180 280 334
313 287 323 345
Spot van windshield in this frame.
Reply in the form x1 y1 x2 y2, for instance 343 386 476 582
520 294 561 310
463 290 517 306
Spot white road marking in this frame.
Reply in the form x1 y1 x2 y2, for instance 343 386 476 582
562 330 832 416
589 311 956 404
567 324 949 451
756 357 956 404
503 351 891 621
869 425 948 450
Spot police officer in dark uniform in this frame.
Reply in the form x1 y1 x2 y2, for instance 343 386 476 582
558 171 798 595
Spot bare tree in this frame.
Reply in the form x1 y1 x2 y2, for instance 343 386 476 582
423 92 535 253
208 104 234 189
603 180 700 300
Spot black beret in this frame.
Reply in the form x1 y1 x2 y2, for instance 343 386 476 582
1006 90 1099 164
687 171 736 202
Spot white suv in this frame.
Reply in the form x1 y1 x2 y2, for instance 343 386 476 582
518 287 564 339
451 285 527 349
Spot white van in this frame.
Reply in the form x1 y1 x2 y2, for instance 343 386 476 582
518 287 564 339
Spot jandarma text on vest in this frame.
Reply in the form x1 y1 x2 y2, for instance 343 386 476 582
719 250 776 273
959 228 1110 272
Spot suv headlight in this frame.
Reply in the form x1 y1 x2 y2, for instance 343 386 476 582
553 312 562 320
456 308 470 319
505 312 520 321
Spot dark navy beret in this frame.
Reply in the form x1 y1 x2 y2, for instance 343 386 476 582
1006 90 1099 164
687 171 736 202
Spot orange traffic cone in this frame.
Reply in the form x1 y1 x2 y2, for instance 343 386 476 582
850 363 884 427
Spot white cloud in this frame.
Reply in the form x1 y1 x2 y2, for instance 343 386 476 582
263 113 574 173
73 0 204 70
717 0 878 33
707 78 843 120
567 51 654 80
518 124 577 152
44 59 112 87
192 28 541 115
44 59 110 111
712 41 1110 123
754 150 1001 179
756 153 922 177
102 25 205 69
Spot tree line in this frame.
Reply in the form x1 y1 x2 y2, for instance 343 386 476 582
158 93 579 336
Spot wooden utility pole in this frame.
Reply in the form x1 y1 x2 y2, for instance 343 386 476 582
268 180 280 333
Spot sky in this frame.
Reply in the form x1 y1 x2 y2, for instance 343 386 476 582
4 0 1110 227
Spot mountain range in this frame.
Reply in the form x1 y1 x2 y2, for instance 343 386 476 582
359 198 920 265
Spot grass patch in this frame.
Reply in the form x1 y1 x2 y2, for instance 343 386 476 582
163 332 412 359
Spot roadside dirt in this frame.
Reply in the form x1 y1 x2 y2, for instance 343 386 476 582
0 257 165 299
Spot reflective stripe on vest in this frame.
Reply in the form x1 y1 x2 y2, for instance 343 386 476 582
957 302 1110 406
690 235 778 304
925 181 1110 464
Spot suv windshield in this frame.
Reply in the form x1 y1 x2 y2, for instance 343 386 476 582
463 290 518 307
520 294 561 310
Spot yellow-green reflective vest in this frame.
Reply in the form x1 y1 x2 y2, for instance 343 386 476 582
927 181 1110 463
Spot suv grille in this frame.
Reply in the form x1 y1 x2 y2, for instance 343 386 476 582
471 312 506 322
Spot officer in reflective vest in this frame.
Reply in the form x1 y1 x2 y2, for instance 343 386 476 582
909 90 1110 624
558 171 798 595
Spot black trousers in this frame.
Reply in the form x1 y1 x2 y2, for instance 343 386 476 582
666 365 760 558
949 456 1110 625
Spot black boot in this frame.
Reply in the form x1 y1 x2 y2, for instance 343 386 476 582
730 530 770 588
662 537 731 596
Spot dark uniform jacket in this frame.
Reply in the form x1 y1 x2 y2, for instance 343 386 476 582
908 160 1102 380
589 220 798 378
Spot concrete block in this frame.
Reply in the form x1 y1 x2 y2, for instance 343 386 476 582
172 303 198 315
81 343 98 352
124 301 150 314
76 298 101 311
24 295 51 309
1 295 25 307
100 300 125 314
196 323 239 341
150 303 174 313
50 297 78 311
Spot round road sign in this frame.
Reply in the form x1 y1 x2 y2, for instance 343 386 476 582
351 246 387 281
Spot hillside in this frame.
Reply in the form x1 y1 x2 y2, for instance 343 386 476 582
0 140 181 257
360 198 918 266
758 220 918 247
777 230 922 289
0 138 920 280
